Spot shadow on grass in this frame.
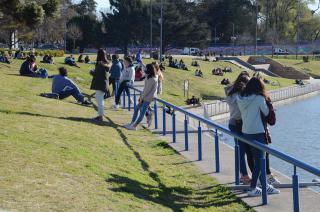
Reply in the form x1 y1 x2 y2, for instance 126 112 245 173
0 109 111 127
104 117 250 211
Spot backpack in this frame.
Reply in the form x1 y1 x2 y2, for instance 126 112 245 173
266 101 276 126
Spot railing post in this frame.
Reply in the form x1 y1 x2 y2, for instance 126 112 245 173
172 110 176 143
133 89 137 108
293 166 300 212
122 90 126 109
162 105 166 136
198 121 202 161
260 154 268 205
128 88 131 111
184 115 189 151
215 129 220 173
154 101 158 129
235 140 240 185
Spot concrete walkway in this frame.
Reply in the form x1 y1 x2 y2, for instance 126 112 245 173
128 84 320 211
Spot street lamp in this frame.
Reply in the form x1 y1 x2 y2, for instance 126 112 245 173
296 0 300 59
159 0 163 63
214 23 221 45
231 22 236 56
150 0 153 54
255 2 258 55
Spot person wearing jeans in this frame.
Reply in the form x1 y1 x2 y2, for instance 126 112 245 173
109 54 123 96
52 67 91 105
125 64 158 130
90 49 111 121
225 71 253 184
237 77 280 197
112 56 135 109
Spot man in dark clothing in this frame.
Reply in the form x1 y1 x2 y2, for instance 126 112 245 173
19 55 38 77
109 54 123 96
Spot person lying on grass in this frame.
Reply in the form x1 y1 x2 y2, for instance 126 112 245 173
51 67 91 105
124 64 158 131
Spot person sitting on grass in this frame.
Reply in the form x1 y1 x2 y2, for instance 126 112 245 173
0 53 10 64
52 67 91 105
124 64 158 130
85 55 90 64
221 78 230 85
78 54 84 63
65 55 80 68
19 55 48 78
42 54 54 64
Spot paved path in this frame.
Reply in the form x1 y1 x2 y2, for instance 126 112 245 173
128 84 320 211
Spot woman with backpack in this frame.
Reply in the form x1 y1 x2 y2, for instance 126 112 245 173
225 71 253 185
90 49 111 122
124 64 158 131
237 77 280 197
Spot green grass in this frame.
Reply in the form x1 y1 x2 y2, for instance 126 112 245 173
3 55 294 106
153 57 294 105
274 58 320 78
0 61 253 211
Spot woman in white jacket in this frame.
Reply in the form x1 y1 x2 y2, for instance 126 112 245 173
237 77 280 197
112 56 135 109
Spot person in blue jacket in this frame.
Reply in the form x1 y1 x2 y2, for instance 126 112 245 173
52 67 91 105
109 54 123 96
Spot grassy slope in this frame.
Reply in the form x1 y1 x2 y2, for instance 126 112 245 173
4 56 293 106
151 57 294 105
0 62 252 211
274 58 320 78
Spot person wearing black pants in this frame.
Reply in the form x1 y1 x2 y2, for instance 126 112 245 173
111 56 135 109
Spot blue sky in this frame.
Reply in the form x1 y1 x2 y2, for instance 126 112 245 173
96 0 110 11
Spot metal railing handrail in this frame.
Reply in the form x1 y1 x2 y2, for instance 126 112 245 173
130 86 320 177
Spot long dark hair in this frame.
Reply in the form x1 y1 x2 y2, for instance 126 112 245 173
146 64 156 79
227 71 250 96
242 77 270 101
96 48 108 63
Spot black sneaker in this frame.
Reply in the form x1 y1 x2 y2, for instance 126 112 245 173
81 100 92 106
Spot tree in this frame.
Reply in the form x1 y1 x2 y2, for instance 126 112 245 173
102 0 149 54
68 24 83 50
0 0 59 48
74 0 97 16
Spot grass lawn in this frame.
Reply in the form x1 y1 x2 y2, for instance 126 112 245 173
3 55 294 106
0 61 253 211
274 58 320 78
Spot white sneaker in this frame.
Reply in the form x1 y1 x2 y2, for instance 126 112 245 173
247 187 262 197
126 125 137 131
266 184 280 195
267 174 281 185
111 104 119 109
123 123 132 128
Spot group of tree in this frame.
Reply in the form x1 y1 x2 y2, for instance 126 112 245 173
1 0 320 51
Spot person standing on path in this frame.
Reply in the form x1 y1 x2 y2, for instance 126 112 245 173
90 49 111 122
109 54 123 96
112 56 135 109
152 62 164 95
225 71 253 185
124 64 158 131
237 77 280 197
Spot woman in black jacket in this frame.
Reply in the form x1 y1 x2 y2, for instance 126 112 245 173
90 49 110 121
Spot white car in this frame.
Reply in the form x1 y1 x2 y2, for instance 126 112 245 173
274 48 289 55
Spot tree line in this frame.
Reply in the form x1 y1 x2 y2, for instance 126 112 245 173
0 0 319 51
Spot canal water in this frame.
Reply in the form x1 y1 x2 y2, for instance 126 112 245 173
219 95 320 191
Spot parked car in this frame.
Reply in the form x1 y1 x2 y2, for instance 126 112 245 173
183 47 201 55
274 48 289 55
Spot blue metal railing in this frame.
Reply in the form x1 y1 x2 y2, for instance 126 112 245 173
125 86 320 211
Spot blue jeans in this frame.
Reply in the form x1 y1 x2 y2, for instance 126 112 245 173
229 123 254 176
244 133 267 188
131 101 150 125
58 88 84 103
115 81 132 105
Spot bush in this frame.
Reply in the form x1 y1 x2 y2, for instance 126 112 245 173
0 48 65 57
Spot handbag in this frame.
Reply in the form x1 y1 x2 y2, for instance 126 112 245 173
266 101 276 126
